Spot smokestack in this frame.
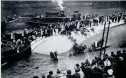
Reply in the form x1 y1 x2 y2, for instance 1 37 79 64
52 0 64 11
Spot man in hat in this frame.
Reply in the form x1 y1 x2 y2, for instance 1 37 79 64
47 71 54 78
72 69 81 78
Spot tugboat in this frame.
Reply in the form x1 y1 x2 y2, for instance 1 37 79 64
1 33 32 65
26 11 71 27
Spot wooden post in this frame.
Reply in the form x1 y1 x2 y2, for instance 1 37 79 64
100 22 106 58
103 21 110 56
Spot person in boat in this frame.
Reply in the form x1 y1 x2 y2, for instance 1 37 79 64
16 38 22 47
50 52 55 61
53 52 58 62
54 51 58 58
73 43 78 55
24 29 28 37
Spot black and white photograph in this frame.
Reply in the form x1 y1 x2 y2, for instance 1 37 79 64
1 0 126 78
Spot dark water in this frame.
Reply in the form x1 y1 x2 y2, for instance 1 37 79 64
1 51 99 78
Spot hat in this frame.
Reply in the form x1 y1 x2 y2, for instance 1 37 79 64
119 57 123 61
67 70 71 74
57 69 61 74
33 76 39 78
81 62 84 65
49 71 53 75
62 71 66 74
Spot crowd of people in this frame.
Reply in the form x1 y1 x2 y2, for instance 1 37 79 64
69 38 104 56
2 12 126 45
30 12 126 40
2 12 126 60
30 12 125 57
33 49 126 78
1 28 39 53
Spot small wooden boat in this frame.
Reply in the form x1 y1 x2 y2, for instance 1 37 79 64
1 42 32 65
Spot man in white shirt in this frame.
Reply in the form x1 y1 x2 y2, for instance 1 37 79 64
104 58 111 67
104 58 112 74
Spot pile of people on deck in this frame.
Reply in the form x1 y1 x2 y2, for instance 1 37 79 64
70 43 87 56
33 49 126 78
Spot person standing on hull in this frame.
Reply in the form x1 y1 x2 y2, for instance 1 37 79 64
44 27 48 37
47 27 51 37
54 26 56 36
114 15 118 23
40 27 44 38
56 26 59 36
117 13 122 23
112 13 116 23
42 27 45 38
57 25 61 35
50 26 53 36
65 25 69 35
52 24 55 36
48 24 53 36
